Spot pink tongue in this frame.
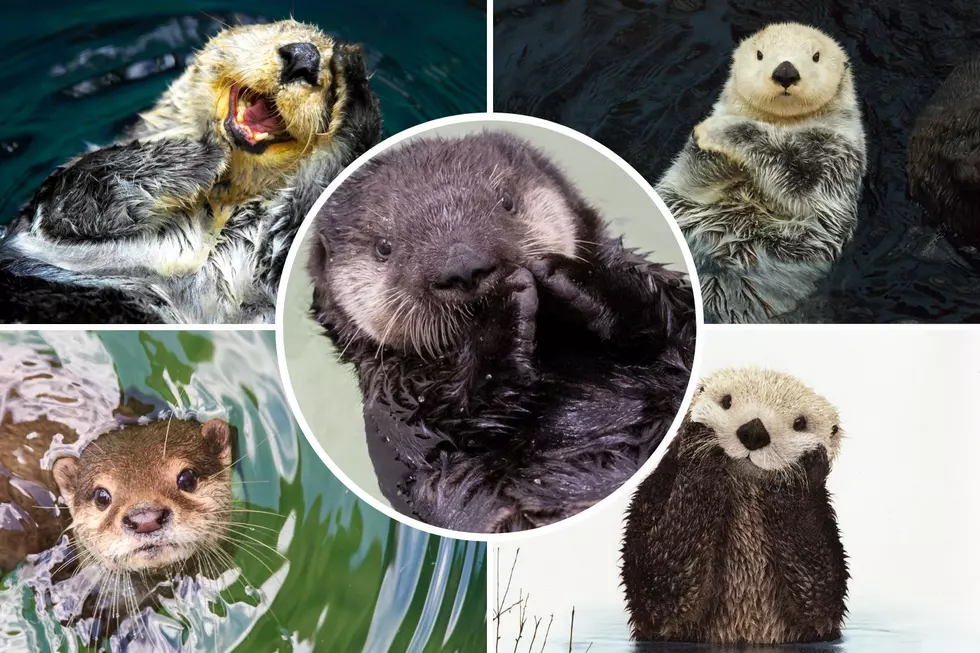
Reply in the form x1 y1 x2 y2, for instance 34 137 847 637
243 98 281 133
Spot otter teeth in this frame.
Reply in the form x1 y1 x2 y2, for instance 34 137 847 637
253 132 270 142
236 103 246 124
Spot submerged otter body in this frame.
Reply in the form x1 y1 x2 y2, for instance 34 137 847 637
658 23 866 324
622 368 847 645
308 130 696 533
0 19 381 324
909 55 980 262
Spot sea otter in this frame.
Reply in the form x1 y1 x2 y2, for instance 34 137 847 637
307 130 696 533
621 367 848 645
908 55 980 263
657 22 866 324
0 19 381 324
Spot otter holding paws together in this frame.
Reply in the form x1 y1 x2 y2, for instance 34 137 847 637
658 23 867 323
308 130 696 533
621 367 848 645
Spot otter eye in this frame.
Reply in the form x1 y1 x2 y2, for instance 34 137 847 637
177 468 198 492
793 416 808 432
831 425 839 435
501 193 515 212
93 487 112 511
813 52 820 63
374 237 393 261
720 394 732 409
756 50 763 61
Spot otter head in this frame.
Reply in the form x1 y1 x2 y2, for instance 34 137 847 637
690 367 842 474
309 131 599 357
731 23 849 120
136 19 379 198
51 418 233 574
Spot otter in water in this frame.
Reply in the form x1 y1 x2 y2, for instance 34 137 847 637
908 55 980 262
0 19 381 324
657 22 866 323
621 368 847 645
308 130 696 533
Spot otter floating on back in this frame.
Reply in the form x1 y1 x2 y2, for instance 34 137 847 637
0 19 381 324
308 130 696 533
908 55 980 263
657 23 866 324
622 368 848 645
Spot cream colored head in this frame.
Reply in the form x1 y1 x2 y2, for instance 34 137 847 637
136 20 367 199
730 23 850 119
690 367 842 472
52 419 233 574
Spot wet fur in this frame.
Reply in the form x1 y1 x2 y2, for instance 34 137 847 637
621 372 848 644
657 23 866 324
0 20 381 324
908 55 980 261
309 132 696 533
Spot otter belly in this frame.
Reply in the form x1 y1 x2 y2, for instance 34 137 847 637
694 249 830 324
712 488 787 644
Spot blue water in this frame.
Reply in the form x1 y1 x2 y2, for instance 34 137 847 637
0 331 486 652
0 0 486 221
506 608 980 653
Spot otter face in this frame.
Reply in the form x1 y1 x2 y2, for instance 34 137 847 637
141 20 371 196
312 132 586 356
732 23 848 119
52 419 233 574
690 368 841 473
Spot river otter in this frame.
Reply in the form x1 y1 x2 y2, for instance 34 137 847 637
0 19 381 324
909 55 980 262
657 22 866 323
307 129 696 533
621 367 847 645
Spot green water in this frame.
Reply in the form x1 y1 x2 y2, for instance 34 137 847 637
0 330 486 652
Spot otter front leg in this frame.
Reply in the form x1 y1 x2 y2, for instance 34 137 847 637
622 434 730 641
26 137 229 243
764 448 848 642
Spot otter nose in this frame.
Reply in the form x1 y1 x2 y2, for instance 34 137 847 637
278 42 320 86
433 244 498 292
771 61 801 89
736 418 771 451
122 506 171 534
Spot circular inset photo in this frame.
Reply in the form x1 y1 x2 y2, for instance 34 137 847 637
277 114 701 536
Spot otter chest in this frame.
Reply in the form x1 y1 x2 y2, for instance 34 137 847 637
715 484 787 643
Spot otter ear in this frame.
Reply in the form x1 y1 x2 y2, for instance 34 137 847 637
52 457 79 504
202 419 233 467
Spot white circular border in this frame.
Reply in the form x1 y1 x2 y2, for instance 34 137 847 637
275 111 706 544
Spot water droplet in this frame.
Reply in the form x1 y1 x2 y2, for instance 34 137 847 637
533 478 542 485
418 395 425 403
485 374 492 380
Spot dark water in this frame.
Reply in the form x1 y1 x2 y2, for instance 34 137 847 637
493 0 980 323
516 608 978 653
0 331 486 652
0 0 486 222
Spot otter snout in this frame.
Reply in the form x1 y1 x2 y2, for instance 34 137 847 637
278 42 321 86
433 243 499 293
122 505 171 534
771 61 801 89
736 418 770 451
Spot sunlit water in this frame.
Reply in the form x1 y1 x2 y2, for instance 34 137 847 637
494 0 980 322
0 0 486 222
506 607 979 653
0 331 486 652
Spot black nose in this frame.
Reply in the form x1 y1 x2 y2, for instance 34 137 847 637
433 243 498 292
736 418 770 451
122 506 171 534
771 61 801 89
278 42 321 86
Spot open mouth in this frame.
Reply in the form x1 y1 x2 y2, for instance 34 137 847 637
224 84 293 154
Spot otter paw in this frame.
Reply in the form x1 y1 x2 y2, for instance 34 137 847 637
505 268 539 315
800 447 831 486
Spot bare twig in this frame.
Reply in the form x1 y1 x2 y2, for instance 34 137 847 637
569 606 575 653
539 614 553 653
513 591 529 652
494 548 521 652
527 616 542 653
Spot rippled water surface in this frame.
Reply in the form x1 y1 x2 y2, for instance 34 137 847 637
511 608 979 653
494 0 980 322
0 331 486 652
0 0 486 222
